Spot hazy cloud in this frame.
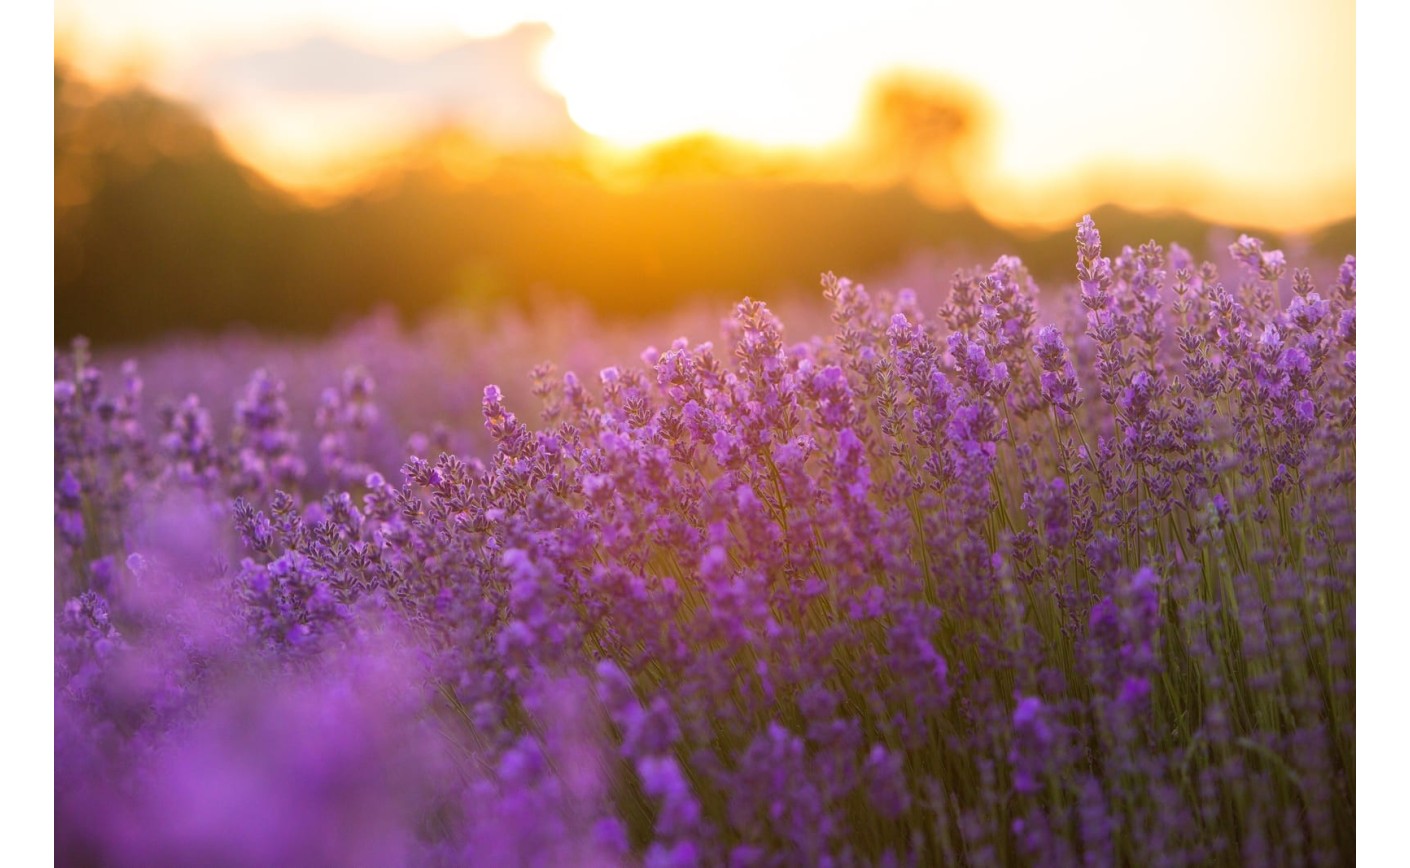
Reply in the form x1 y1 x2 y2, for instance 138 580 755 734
193 23 581 147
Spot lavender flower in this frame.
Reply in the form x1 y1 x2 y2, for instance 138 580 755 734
53 217 1355 867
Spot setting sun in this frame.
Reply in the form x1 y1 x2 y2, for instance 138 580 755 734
529 3 867 148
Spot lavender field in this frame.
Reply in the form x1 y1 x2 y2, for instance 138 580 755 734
54 218 1355 866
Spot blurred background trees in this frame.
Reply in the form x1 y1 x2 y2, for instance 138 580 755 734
55 64 1354 346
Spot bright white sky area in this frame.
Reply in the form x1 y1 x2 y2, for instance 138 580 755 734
54 0 1355 228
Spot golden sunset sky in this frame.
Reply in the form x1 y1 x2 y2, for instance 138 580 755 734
54 0 1354 229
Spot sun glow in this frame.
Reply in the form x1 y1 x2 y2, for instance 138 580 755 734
453 1 1354 189
535 7 871 147
451 2 879 148
57 0 1356 229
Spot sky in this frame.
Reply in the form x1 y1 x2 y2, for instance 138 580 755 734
54 0 1354 228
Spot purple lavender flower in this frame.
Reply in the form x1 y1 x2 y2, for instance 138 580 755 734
1009 696 1054 795
52 217 1356 867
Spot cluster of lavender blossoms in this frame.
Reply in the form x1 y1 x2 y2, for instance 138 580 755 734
54 218 1354 866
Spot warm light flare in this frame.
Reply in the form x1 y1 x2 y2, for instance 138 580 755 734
489 3 871 148
55 0 1355 231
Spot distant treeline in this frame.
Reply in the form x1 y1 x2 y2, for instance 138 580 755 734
55 66 1354 346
